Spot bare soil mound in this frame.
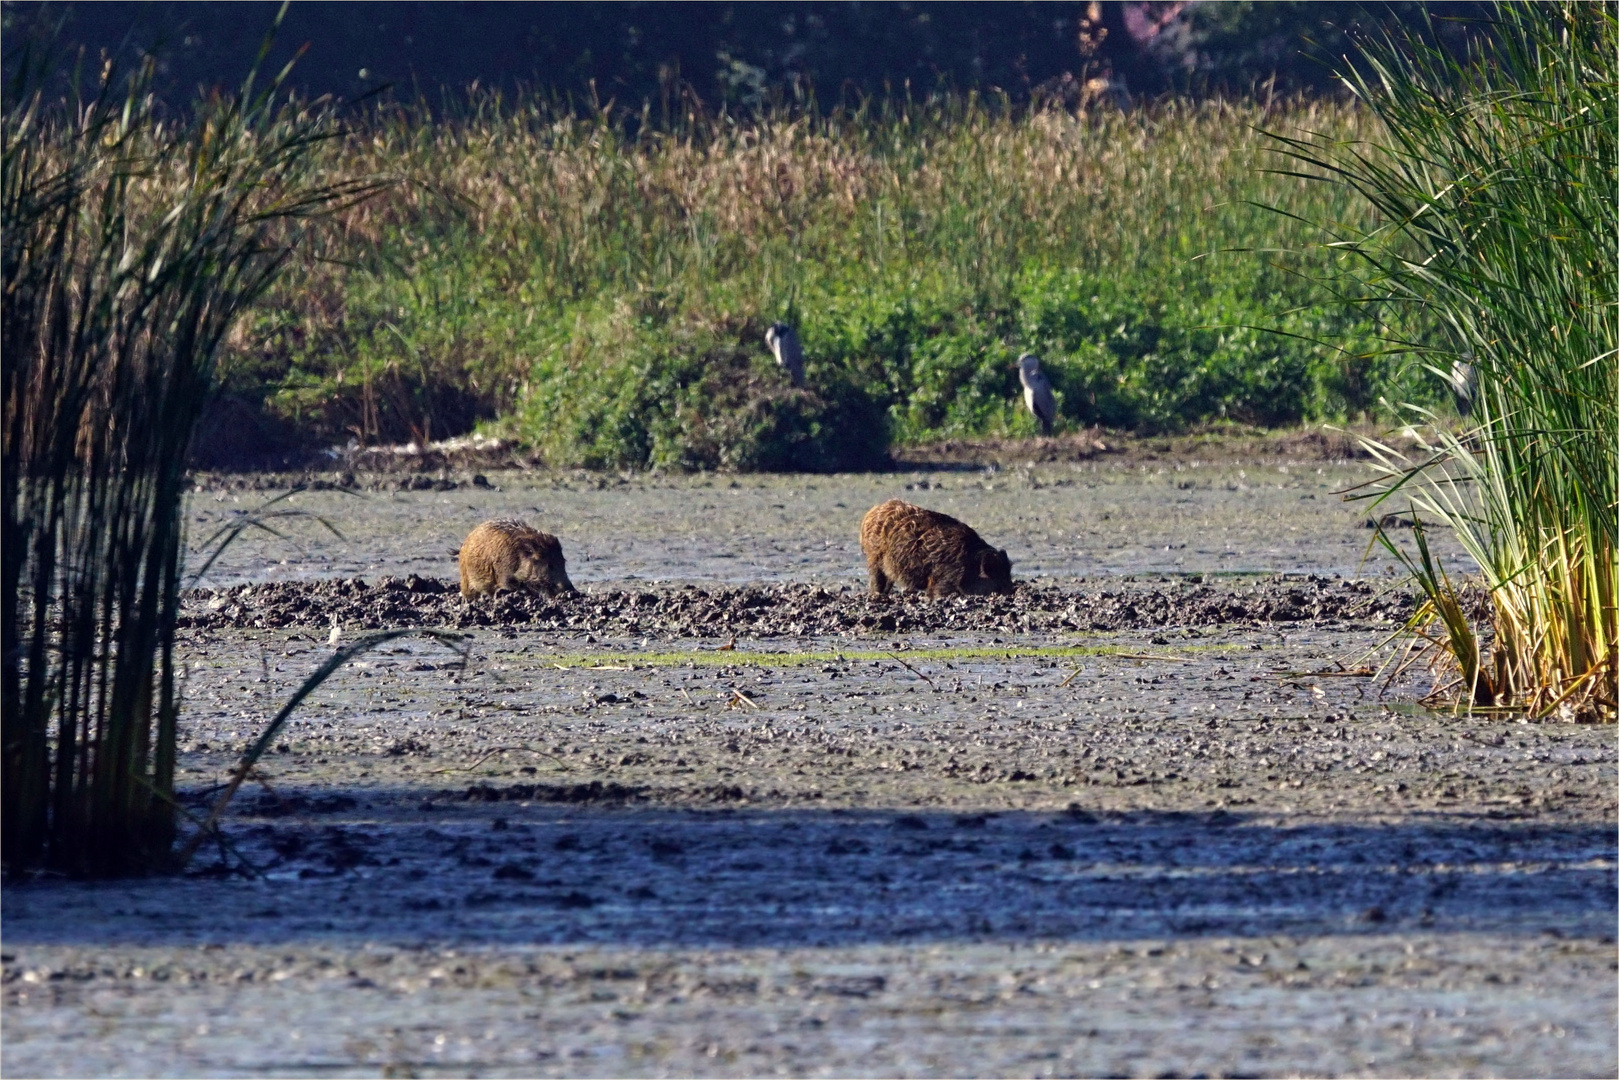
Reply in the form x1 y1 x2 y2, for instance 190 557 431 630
180 575 1413 637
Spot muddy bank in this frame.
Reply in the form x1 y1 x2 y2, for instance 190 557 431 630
888 425 1398 468
15 467 1597 1080
5 624 1616 1078
183 462 1468 591
6 933 1614 1078
188 424 1411 480
180 575 1415 637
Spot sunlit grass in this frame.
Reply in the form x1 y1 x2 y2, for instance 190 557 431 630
231 93 1437 467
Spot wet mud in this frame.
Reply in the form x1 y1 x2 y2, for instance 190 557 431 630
4 466 1613 1079
179 461 1469 589
181 574 1414 637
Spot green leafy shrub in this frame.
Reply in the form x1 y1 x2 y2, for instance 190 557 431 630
515 311 887 472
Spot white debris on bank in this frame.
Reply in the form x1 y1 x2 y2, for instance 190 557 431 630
326 433 508 460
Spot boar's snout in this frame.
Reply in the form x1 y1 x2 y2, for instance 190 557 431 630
977 548 1014 594
543 551 577 595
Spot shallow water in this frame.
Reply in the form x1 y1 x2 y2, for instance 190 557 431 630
4 469 1608 1079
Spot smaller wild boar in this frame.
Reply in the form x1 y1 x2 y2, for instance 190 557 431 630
859 499 1013 598
457 519 576 599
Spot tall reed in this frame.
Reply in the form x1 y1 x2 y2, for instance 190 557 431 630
1275 3 1616 721
1 42 371 874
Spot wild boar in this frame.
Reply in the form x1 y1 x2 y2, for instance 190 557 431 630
859 499 1013 598
458 519 576 598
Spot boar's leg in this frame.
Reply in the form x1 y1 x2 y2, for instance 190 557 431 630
867 556 891 596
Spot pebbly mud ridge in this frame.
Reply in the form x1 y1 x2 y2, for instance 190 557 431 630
180 574 1414 637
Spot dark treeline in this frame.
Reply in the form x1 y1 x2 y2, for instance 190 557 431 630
7 1 1487 112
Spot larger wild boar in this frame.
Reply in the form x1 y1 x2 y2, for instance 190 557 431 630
859 499 1013 598
458 519 576 599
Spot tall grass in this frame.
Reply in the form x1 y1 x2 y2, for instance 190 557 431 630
231 92 1438 468
1 42 371 874
1276 3 1616 721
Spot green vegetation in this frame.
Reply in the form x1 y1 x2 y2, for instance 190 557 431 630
229 94 1437 469
1282 3 1616 721
0 45 366 874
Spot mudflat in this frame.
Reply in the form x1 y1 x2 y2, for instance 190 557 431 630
3 463 1613 1079
177 460 1448 587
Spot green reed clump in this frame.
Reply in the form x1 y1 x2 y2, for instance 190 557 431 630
229 92 1432 467
1278 3 1616 721
1 45 370 874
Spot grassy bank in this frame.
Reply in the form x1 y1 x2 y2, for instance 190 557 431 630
226 95 1439 470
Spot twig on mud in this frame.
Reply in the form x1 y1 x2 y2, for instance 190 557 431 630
181 780 234 802
247 768 302 817
885 650 937 689
1535 662 1611 718
1112 653 1196 663
1270 668 1375 679
133 771 265 879
434 745 571 774
1421 677 1465 707
729 688 761 709
1059 666 1085 688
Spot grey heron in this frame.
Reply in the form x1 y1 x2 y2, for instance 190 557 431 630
1447 355 1477 417
1017 352 1057 436
766 322 805 388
